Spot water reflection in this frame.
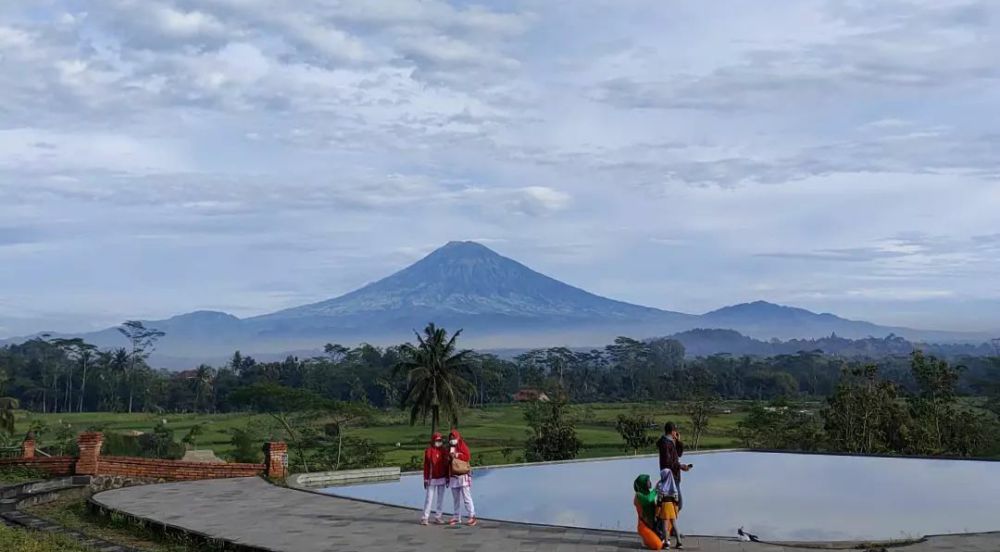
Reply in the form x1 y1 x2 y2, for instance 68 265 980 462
322 452 1000 541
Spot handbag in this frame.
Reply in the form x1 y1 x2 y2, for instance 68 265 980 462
450 457 471 475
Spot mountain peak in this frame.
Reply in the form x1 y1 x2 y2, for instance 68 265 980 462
427 240 498 259
705 301 807 316
256 240 678 323
167 310 239 322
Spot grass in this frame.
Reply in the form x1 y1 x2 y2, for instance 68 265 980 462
0 466 49 485
23 495 204 552
0 522 94 552
13 401 757 470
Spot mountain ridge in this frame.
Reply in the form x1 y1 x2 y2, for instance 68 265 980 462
2 241 991 364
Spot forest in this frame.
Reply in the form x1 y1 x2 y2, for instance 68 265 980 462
2 323 999 415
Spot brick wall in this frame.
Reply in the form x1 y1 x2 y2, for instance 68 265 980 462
0 432 284 482
97 456 264 480
0 456 76 476
263 441 289 479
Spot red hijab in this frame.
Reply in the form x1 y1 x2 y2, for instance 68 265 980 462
448 428 471 462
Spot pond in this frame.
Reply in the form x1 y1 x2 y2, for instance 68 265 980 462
320 451 1000 542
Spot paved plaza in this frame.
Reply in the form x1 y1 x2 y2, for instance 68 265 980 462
92 477 999 552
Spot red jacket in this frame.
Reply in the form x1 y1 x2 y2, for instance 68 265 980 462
423 433 448 480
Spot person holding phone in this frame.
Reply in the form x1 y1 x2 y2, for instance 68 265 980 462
656 422 692 548
446 429 477 526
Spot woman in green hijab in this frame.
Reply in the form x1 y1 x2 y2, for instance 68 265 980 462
634 474 666 549
634 474 659 530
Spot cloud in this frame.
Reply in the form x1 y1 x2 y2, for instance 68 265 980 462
592 0 1000 112
2 0 1000 337
0 129 188 174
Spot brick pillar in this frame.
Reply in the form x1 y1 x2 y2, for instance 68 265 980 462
21 435 36 459
76 432 104 476
263 442 288 479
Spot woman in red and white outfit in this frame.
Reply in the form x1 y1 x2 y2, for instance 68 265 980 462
421 432 448 525
447 429 477 526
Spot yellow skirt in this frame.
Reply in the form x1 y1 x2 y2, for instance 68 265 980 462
657 502 677 521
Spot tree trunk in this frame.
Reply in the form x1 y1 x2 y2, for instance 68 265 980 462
78 360 88 413
274 413 308 473
432 405 440 435
65 366 73 412
336 428 343 471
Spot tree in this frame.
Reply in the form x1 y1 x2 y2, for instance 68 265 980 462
190 365 216 413
117 321 165 413
606 337 650 399
105 347 130 411
615 413 653 454
230 383 329 472
907 350 961 454
50 338 97 413
181 423 204 448
324 401 376 470
0 397 18 435
524 395 582 462
395 323 474 435
738 401 825 451
685 394 719 451
823 365 908 454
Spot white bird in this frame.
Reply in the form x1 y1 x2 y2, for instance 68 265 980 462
738 527 760 542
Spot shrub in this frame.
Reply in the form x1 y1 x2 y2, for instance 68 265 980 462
337 437 385 470
524 396 582 462
228 428 263 463
101 423 184 460
0 465 48 484
615 413 654 454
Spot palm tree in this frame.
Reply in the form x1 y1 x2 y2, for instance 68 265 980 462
105 347 130 411
0 397 18 436
395 323 474 435
190 365 216 413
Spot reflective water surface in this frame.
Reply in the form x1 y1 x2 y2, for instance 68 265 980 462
321 451 1000 542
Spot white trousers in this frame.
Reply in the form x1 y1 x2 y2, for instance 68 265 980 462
450 485 476 520
422 484 446 521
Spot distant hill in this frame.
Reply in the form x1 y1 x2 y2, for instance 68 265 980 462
2 241 991 367
701 301 897 340
667 328 994 358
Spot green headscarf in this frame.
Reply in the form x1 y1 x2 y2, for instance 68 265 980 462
633 474 657 528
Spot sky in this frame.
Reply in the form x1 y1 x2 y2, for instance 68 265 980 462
2 0 1000 337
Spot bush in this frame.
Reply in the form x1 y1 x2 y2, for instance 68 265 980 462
101 423 184 460
0 465 48 484
228 428 263 463
338 437 385 470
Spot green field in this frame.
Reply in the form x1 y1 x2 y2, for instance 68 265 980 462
13 402 752 469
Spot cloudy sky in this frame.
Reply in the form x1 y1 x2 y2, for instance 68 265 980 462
2 0 1000 337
